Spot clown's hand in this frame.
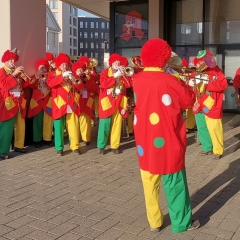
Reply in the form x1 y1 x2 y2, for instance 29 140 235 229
113 70 123 78
62 71 73 79
188 79 195 87
201 74 209 84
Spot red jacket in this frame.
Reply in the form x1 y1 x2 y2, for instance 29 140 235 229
98 68 131 119
196 66 228 119
0 67 27 121
27 75 52 118
233 67 240 102
80 75 99 118
47 71 83 120
133 69 195 174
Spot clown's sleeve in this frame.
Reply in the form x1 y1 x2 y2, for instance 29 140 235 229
100 69 115 89
47 72 64 88
0 69 17 90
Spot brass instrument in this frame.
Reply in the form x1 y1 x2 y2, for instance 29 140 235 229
84 58 98 75
12 63 31 82
130 56 143 69
63 72 81 85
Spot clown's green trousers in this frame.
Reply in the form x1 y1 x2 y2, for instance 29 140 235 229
140 168 192 233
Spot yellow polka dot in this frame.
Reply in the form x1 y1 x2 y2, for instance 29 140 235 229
149 113 160 125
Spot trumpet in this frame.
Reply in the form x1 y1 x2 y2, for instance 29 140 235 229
84 58 98 76
63 72 81 85
12 63 31 82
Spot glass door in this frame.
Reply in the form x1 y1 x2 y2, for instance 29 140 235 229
222 49 240 111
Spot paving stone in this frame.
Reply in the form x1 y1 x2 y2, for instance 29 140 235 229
3 225 35 239
26 229 58 240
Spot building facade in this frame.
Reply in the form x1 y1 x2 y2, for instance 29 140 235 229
46 0 79 61
78 17 109 68
46 4 61 56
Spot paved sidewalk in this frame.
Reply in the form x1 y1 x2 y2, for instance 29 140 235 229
0 113 240 240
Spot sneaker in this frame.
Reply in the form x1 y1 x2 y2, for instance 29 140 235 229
14 147 27 153
56 150 63 156
0 153 9 160
199 151 212 156
84 141 90 146
150 226 162 232
129 133 134 137
212 154 222 159
73 149 81 155
99 148 105 154
187 219 200 231
111 148 120 154
44 140 53 146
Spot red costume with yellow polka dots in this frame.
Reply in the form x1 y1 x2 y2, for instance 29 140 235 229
133 39 197 233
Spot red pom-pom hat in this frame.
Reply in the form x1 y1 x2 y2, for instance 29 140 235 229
1 50 19 63
79 56 90 67
35 58 49 71
46 52 54 61
109 53 122 66
72 61 86 74
55 53 72 68
182 58 188 67
120 56 129 67
141 38 171 68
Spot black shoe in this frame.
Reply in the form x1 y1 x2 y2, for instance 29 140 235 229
14 147 27 153
73 149 81 155
150 226 162 232
129 133 134 137
99 148 105 154
83 141 90 146
56 150 63 156
44 140 53 146
34 142 42 148
111 148 120 154
187 219 200 231
0 153 8 160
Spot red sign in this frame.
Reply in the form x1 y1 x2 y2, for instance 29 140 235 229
120 10 144 41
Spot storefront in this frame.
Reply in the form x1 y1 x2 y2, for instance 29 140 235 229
109 0 240 111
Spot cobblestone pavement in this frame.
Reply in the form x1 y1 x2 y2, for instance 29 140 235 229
0 113 240 240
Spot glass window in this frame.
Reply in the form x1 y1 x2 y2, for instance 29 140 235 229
114 2 148 48
52 12 58 21
205 0 240 44
70 48 72 55
49 0 58 9
84 32 87 38
105 33 109 40
79 21 83 28
91 43 94 49
52 33 56 46
101 22 105 29
73 28 77 37
91 22 94 28
85 22 88 28
90 32 93 38
166 0 203 46
85 42 88 48
70 38 72 46
96 43 98 49
95 32 98 39
73 39 77 47
107 22 109 29
69 16 72 24
73 49 77 55
96 22 98 28
70 27 72 35
80 42 83 48
79 32 82 38
91 52 93 58
101 43 105 49
84 52 88 56
101 32 104 39
73 7 77 16
95 52 98 59
73 18 77 26
69 6 72 13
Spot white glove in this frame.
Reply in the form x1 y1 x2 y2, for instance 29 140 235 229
201 74 209 84
62 71 72 78
113 70 123 78
188 79 195 87
195 75 202 84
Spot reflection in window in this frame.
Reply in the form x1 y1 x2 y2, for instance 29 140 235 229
49 0 58 9
80 21 83 28
181 25 191 35
84 32 87 38
80 42 83 48
91 22 94 28
95 32 98 39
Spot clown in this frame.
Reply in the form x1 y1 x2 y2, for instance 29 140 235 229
189 50 228 159
47 53 83 156
97 53 131 154
72 57 99 145
133 38 199 233
0 48 29 159
46 52 56 73
27 58 53 148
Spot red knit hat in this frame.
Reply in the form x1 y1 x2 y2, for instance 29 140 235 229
79 56 90 68
1 49 19 63
120 56 129 67
182 58 188 67
141 38 171 68
55 53 71 68
109 53 122 66
35 58 49 71
193 57 203 66
46 52 54 61
72 60 86 74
